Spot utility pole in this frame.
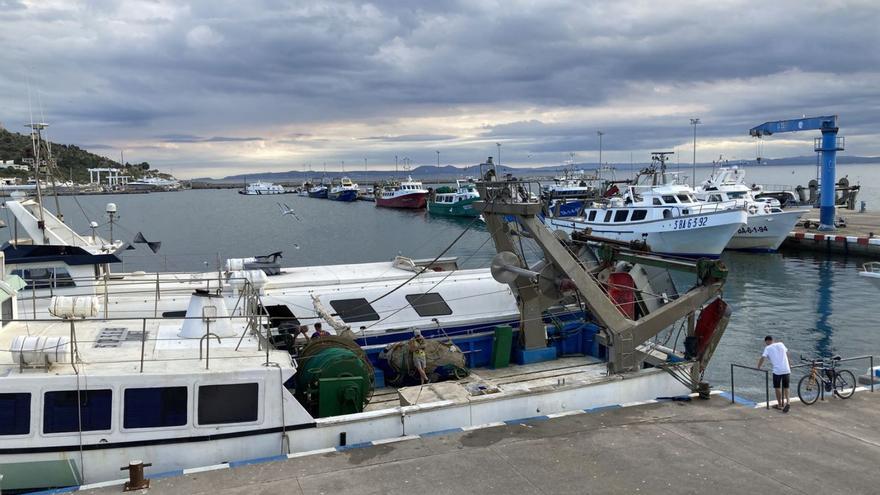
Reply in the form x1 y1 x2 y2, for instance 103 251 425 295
436 150 440 167
690 118 701 187
597 131 604 167
496 142 501 167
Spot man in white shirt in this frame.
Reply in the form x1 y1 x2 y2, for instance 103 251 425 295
757 335 792 412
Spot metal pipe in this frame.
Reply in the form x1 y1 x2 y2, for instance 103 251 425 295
819 126 838 230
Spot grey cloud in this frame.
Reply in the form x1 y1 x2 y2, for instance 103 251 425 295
0 0 877 175
359 134 457 142
157 134 263 143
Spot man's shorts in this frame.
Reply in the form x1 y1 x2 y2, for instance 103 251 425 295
773 373 790 389
414 355 427 371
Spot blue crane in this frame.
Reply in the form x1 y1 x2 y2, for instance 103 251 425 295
750 115 843 231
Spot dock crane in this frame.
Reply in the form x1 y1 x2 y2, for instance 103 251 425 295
749 115 843 231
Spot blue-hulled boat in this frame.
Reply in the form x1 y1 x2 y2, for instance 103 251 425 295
328 177 359 202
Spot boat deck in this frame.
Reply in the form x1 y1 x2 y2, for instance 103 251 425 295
84 388 880 494
365 356 605 411
784 210 880 257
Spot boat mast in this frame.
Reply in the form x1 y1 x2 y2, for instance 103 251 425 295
25 122 50 243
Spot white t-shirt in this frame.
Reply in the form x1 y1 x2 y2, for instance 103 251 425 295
762 342 791 375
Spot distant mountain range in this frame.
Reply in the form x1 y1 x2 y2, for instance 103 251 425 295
196 155 879 183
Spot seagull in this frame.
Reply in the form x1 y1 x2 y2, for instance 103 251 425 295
277 202 301 221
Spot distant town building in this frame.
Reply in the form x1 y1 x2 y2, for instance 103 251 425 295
1 159 28 171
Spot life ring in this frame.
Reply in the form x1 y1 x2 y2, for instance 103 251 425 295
747 204 758 215
763 204 771 214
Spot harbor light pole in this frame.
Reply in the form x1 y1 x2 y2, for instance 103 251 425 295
690 118 701 187
597 131 604 167
496 142 501 167
436 150 440 167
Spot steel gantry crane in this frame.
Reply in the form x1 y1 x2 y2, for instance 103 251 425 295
749 115 844 231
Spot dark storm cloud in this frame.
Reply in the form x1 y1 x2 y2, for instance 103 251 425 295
0 0 878 175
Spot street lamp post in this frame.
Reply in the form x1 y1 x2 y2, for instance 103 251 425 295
436 150 440 167
597 131 604 167
690 118 701 187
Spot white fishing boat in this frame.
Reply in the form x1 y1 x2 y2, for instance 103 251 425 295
0 178 734 492
694 166 808 252
543 155 747 258
239 181 286 195
859 262 880 289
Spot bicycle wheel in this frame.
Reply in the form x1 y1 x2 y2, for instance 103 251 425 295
833 370 856 399
798 374 821 405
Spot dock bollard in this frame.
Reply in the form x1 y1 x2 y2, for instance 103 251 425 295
121 460 152 491
697 382 711 400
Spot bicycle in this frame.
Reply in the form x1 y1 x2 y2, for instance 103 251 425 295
797 355 856 405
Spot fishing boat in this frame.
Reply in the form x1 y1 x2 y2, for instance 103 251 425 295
543 154 748 258
327 177 359 202
307 183 328 198
297 180 313 197
239 181 286 195
694 166 808 251
541 167 603 200
0 178 734 492
427 180 480 217
375 176 428 209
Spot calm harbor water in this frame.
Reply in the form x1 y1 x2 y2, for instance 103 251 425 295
2 163 878 398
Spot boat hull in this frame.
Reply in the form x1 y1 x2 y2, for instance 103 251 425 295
726 209 808 252
328 189 358 202
308 189 328 199
376 193 427 209
545 209 747 258
427 198 480 217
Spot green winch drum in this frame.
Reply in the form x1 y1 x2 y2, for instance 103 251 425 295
294 338 374 417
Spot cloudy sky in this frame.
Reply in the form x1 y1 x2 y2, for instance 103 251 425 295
1 0 878 178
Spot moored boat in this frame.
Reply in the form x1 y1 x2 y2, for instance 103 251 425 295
543 154 747 258
375 176 428 209
239 181 286 195
307 182 329 199
427 180 480 217
695 166 808 252
327 177 359 202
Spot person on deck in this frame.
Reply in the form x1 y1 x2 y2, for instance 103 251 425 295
409 330 429 385
311 322 330 340
757 335 792 413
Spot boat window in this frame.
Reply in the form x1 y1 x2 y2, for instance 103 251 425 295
652 198 662 206
0 393 30 435
709 194 722 202
631 210 647 221
54 268 76 288
728 191 746 199
405 293 453 317
124 387 188 429
198 383 259 425
613 210 629 222
662 195 676 204
260 304 300 328
603 210 613 222
329 298 381 323
676 194 691 203
587 210 597 221
44 389 113 433
1 297 12 327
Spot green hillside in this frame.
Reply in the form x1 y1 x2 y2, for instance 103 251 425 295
0 127 156 182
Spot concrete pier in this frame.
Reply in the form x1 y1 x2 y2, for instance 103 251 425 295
85 390 880 495
784 210 880 257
